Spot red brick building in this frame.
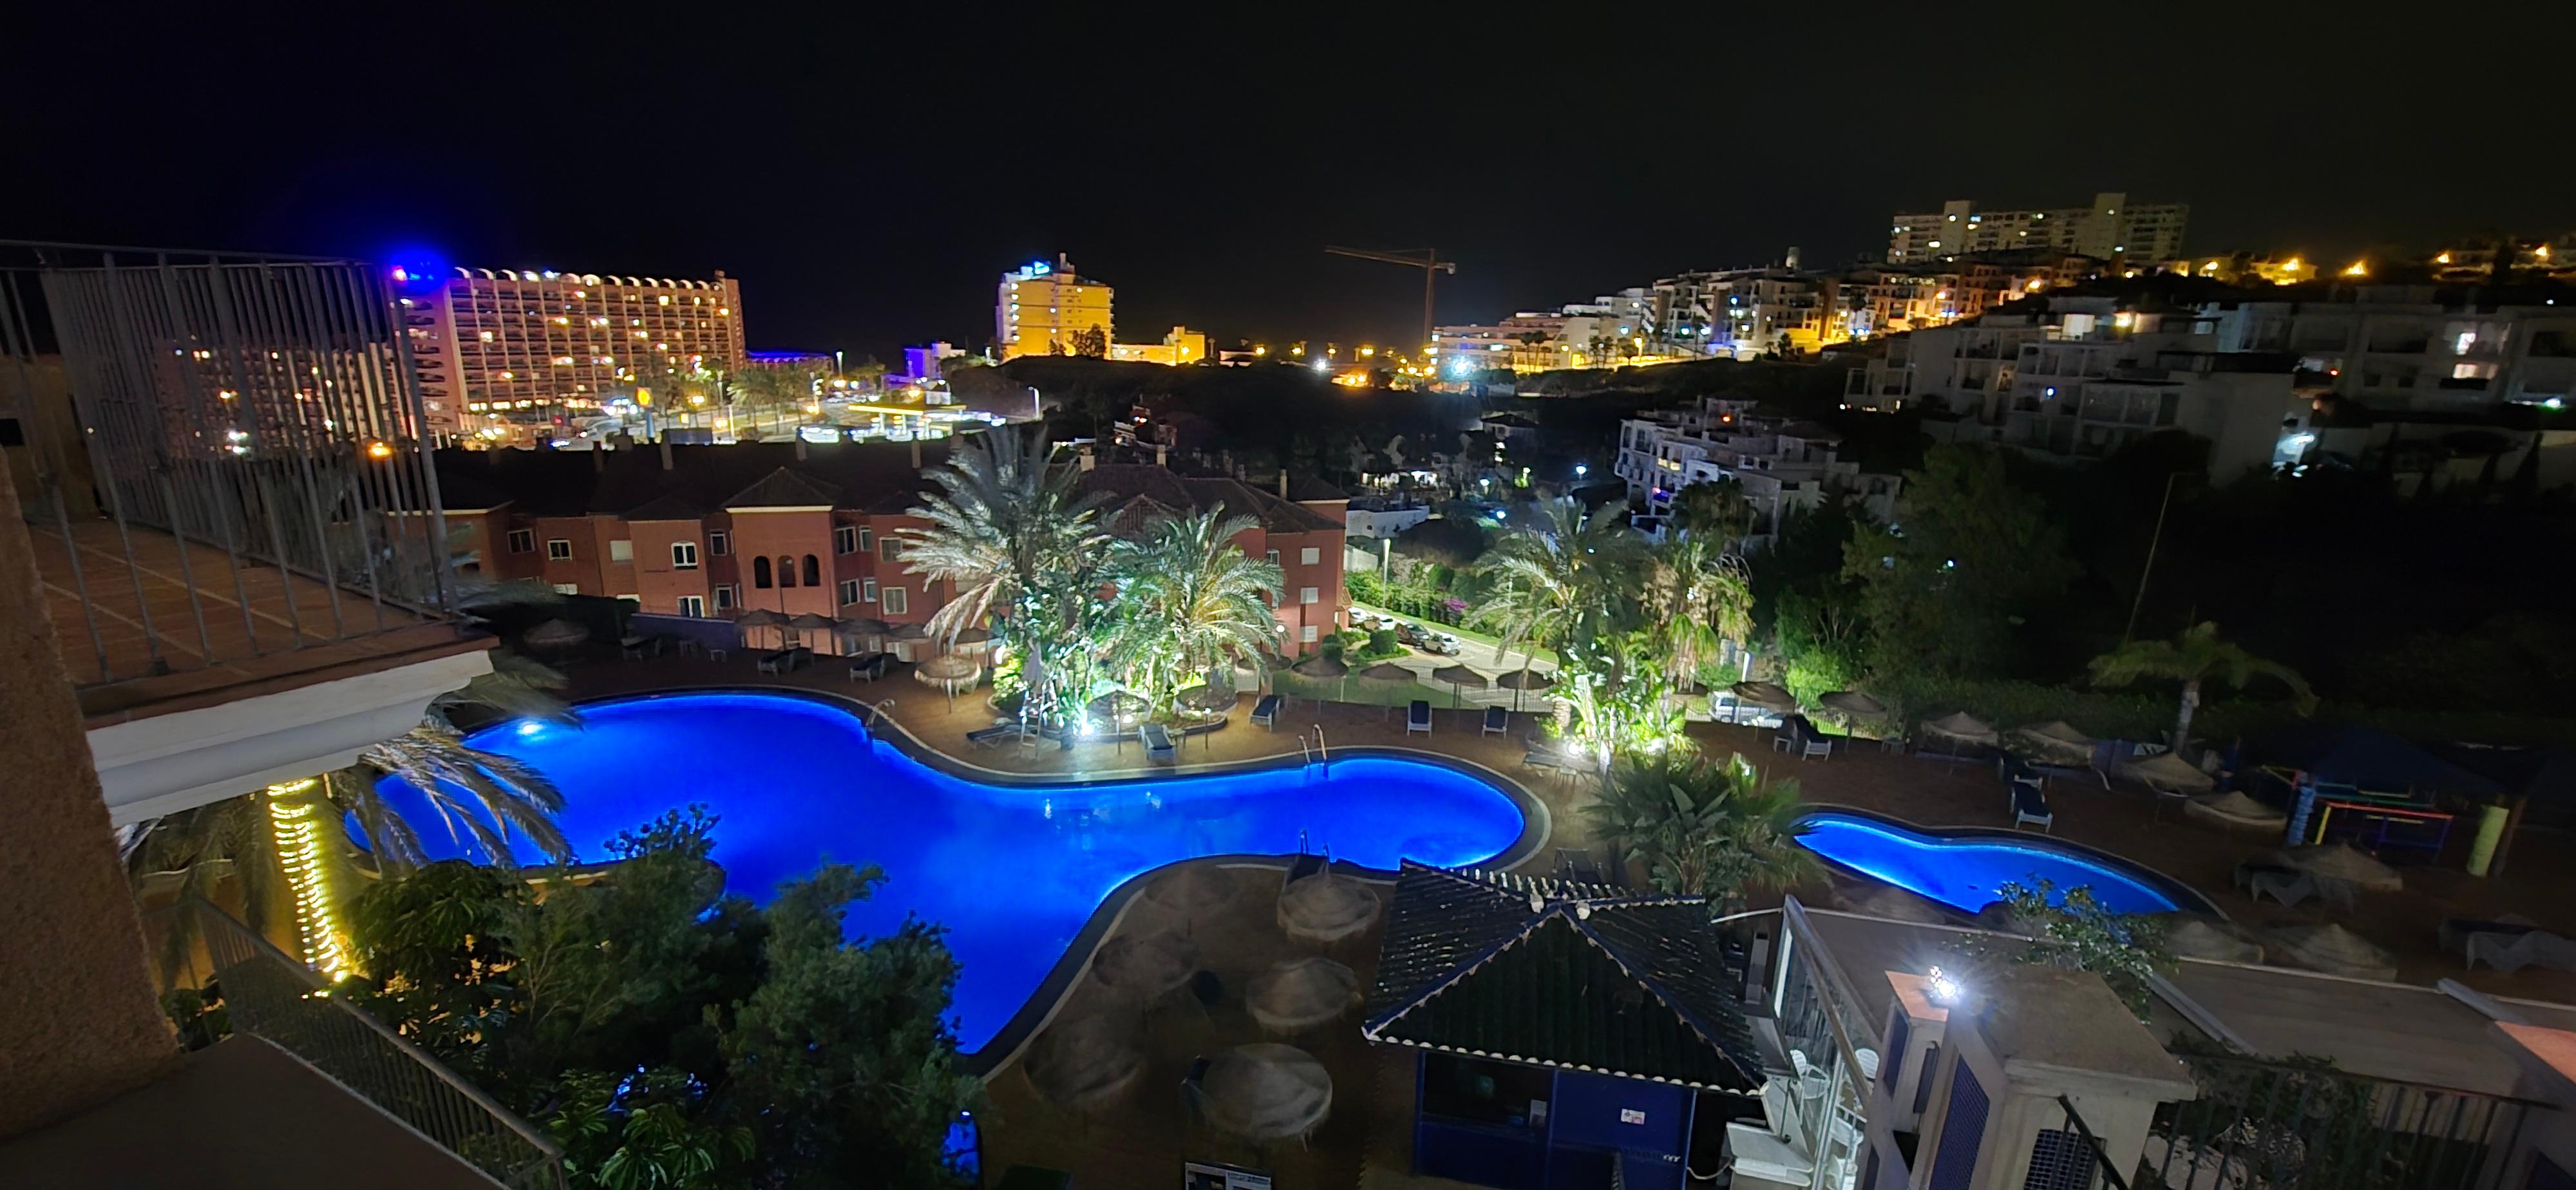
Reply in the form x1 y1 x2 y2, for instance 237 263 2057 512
435 440 1350 654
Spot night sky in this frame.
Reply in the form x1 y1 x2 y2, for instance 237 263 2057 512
7 5 2570 361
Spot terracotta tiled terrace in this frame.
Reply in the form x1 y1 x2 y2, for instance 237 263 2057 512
26 518 486 724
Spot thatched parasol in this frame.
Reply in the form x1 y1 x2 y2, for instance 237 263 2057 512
2269 922 2398 981
2013 721 2097 762
1920 712 1999 745
786 612 839 632
915 653 983 709
1355 663 1416 719
1730 681 1797 712
1021 1012 1144 1114
2160 916 2267 964
1278 871 1381 944
1820 690 1889 719
1432 664 1488 708
1198 1044 1332 1142
2122 751 2216 793
948 626 993 654
1245 957 1360 1034
1289 654 1349 703
1499 665 1555 712
837 616 891 648
1089 929 1200 1001
2272 844 2404 892
1142 864 1236 921
2185 790 2287 834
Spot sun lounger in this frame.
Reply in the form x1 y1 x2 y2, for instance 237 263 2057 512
1555 847 1602 885
1482 705 1508 736
2468 928 2576 975
620 634 656 660
1406 700 1432 735
2235 862 2318 908
847 652 891 682
2441 916 2541 957
1802 735 1833 760
1141 722 1177 764
1250 693 1282 730
757 646 803 674
966 722 1027 749
2011 782 2053 832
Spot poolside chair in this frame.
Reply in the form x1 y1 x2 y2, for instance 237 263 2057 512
1250 693 1282 730
1801 734 1833 761
1406 700 1432 735
1482 706 1508 737
966 722 1026 750
2235 861 2318 908
620 634 656 661
2468 928 2576 975
1141 722 1177 764
2011 782 2053 832
757 647 797 674
848 651 891 682
2441 915 2541 958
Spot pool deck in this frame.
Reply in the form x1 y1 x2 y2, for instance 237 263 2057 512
563 654 2576 1184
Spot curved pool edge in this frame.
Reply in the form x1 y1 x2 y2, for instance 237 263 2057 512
522 684 1555 1076
1797 802 2224 920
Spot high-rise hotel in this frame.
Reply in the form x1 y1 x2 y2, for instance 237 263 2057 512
996 254 1113 360
397 266 746 442
1886 193 2188 267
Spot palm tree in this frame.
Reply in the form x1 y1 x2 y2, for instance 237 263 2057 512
2088 621 2316 749
123 796 285 987
898 428 1111 727
1584 751 1817 908
735 364 817 436
1644 534 1752 688
1469 496 1642 666
1106 508 1284 715
1667 478 1754 547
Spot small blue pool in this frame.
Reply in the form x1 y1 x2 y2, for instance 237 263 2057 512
374 691 1529 1056
1794 810 2196 916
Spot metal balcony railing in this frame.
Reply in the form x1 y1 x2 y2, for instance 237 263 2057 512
173 900 567 1189
1 241 458 693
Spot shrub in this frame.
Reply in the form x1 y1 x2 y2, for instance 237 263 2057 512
1368 628 1397 655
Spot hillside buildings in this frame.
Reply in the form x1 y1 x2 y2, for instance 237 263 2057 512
1614 397 1902 547
1888 192 2189 267
397 265 746 445
1107 325 1211 365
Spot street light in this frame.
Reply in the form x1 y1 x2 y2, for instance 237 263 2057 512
1575 464 1588 478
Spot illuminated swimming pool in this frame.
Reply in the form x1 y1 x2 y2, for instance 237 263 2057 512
374 691 1530 1057
1794 810 2202 916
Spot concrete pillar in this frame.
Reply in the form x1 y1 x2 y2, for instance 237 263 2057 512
0 449 179 1135
1909 967 2193 1190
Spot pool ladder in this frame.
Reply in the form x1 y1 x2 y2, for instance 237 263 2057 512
1295 724 1329 771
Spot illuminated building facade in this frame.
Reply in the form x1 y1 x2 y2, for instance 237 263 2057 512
399 267 746 444
996 255 1115 359
1108 325 1211 365
1887 193 2188 267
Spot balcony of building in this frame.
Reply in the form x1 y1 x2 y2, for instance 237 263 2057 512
3 243 493 825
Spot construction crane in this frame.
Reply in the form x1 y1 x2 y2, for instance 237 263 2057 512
1323 246 1456 357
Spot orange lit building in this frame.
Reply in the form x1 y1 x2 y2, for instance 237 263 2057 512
996 255 1113 360
401 267 746 444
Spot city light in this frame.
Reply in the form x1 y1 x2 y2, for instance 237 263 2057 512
365 440 393 460
1311 355 1331 372
2343 261 2369 278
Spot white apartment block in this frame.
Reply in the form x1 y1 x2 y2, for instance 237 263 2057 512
1615 397 1900 547
1888 193 2188 267
1850 297 2315 478
2201 289 2576 411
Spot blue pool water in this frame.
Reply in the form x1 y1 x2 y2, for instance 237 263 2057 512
1794 811 2187 915
374 692 1528 1055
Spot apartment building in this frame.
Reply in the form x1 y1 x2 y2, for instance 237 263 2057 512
2201 288 2576 412
437 439 1352 652
1888 192 2188 267
2 243 544 1185
1615 397 1901 545
1107 324 1211 365
996 254 1115 359
395 265 746 445
1851 296 2313 477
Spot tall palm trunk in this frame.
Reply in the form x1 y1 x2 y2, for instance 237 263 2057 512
2173 677 2201 749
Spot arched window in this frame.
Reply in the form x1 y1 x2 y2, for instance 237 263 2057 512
752 556 772 589
802 554 822 587
777 556 798 588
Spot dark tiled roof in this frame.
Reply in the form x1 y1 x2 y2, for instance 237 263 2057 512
724 466 845 509
1362 862 1761 1091
434 439 949 520
1077 465 1344 535
622 493 703 521
1286 473 1349 503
